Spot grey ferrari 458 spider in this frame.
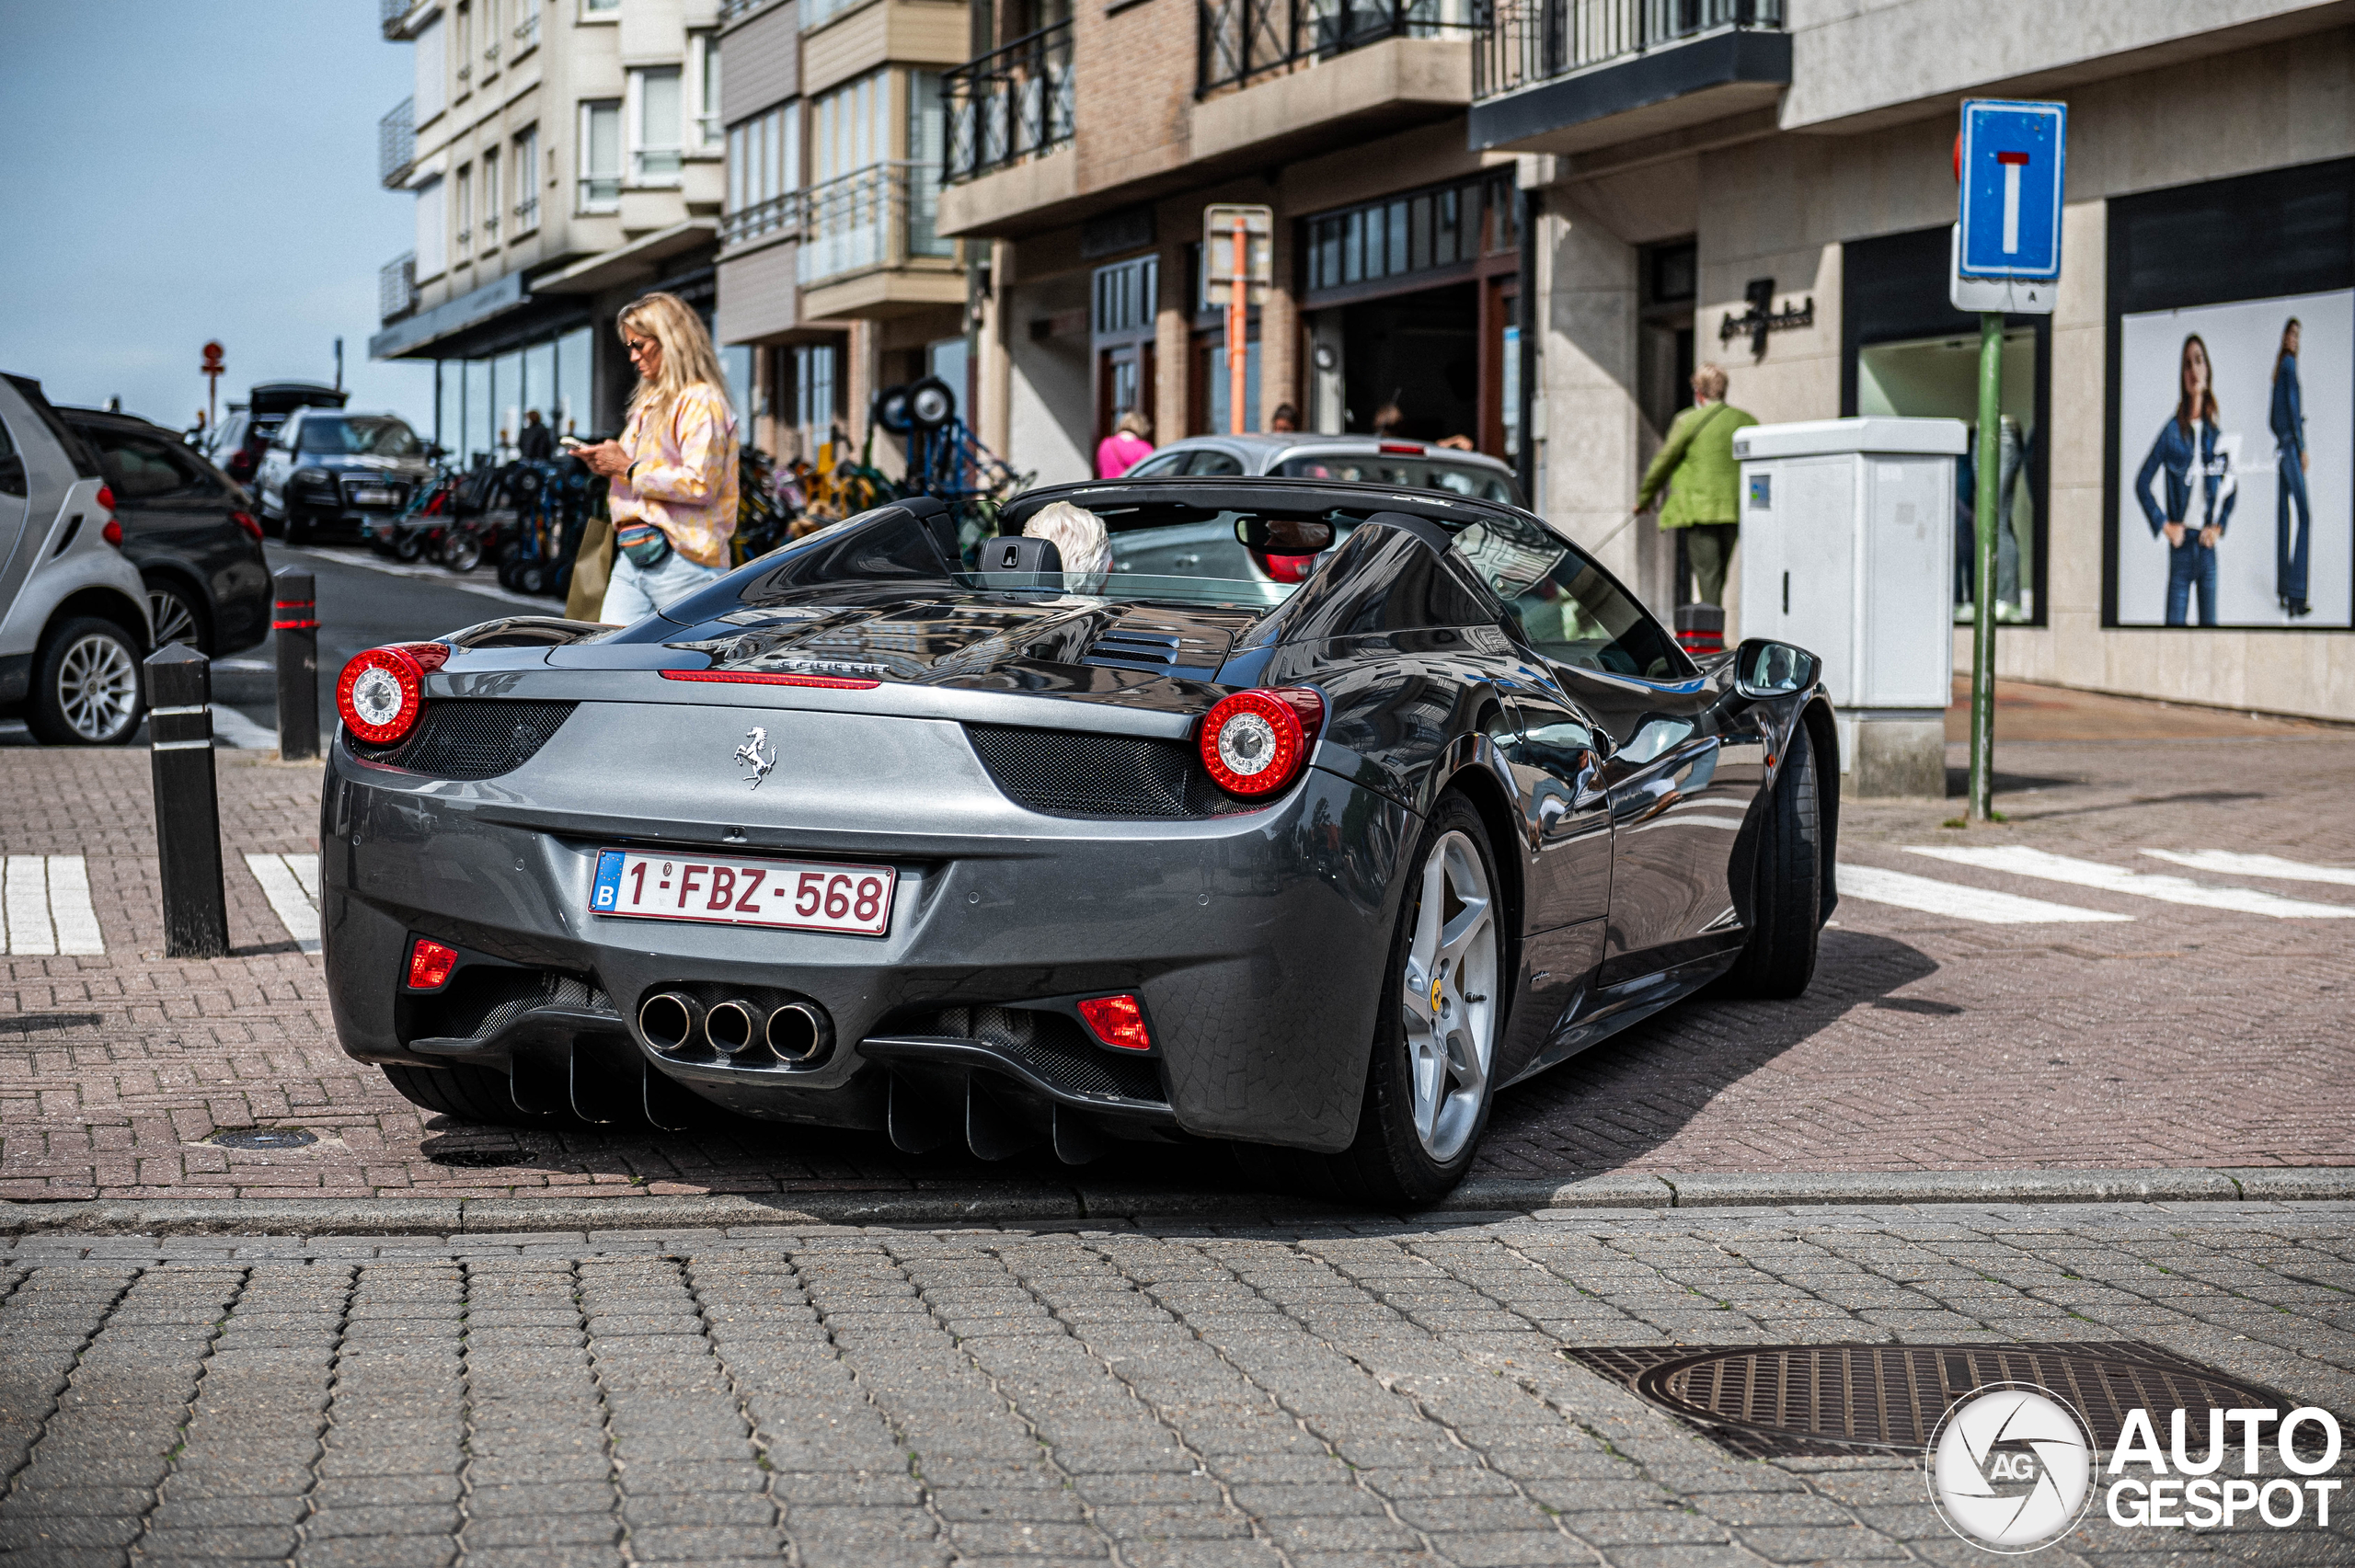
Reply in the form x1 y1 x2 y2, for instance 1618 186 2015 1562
323 476 1838 1204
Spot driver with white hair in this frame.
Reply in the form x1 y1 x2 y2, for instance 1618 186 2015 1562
1022 501 1112 590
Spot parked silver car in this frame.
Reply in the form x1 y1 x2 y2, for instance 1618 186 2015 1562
1121 433 1522 506
0 375 153 744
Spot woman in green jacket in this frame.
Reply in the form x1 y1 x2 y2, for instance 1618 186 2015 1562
1635 363 1756 605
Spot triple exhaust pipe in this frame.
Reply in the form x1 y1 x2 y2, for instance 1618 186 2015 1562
638 991 832 1067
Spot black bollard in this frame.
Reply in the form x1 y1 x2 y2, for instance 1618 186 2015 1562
145 646 230 958
272 567 320 761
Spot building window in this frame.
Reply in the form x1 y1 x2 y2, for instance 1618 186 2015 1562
690 32 722 152
724 101 799 246
481 148 500 245
580 99 621 211
793 341 842 454
454 163 473 258
810 71 886 185
1303 171 1517 296
416 174 447 279
631 66 684 183
582 0 618 14
414 15 446 123
512 126 540 233
454 1 473 91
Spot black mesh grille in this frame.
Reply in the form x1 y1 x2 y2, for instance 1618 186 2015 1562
406 968 615 1047
928 1005 1166 1103
965 725 1254 819
357 700 578 779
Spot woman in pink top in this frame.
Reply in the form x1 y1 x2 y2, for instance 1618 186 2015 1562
1097 408 1155 477
575 292 741 622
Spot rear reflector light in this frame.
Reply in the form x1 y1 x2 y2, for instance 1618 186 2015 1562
336 642 449 747
101 519 122 547
97 484 118 511
1199 686 1325 799
232 509 264 541
661 670 881 690
1076 994 1153 1052
406 937 460 990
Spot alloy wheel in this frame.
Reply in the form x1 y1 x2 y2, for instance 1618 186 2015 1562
1399 828 1498 1162
148 586 201 652
57 633 140 741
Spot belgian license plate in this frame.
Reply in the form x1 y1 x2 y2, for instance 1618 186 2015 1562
589 848 895 936
350 486 397 505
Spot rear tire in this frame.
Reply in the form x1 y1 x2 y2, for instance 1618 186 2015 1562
1248 792 1504 1209
145 579 210 657
1722 719 1823 999
26 617 144 746
382 1062 556 1126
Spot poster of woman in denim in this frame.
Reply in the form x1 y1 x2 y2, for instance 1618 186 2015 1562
2134 335 2237 626
2115 290 2348 629
2272 318 2312 617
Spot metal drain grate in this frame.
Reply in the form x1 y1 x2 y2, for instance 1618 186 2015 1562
209 1127 317 1150
1563 1343 2312 1461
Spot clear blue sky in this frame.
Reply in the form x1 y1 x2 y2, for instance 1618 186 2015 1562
0 0 434 434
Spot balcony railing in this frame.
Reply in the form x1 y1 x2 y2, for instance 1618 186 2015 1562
718 0 784 21
380 253 418 324
1200 0 1477 97
1472 0 1780 100
943 21 1074 186
513 7 540 52
798 162 953 286
513 192 540 234
379 97 416 189
720 190 800 250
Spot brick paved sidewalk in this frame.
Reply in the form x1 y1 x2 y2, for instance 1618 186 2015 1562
3 711 2352 1205
0 1202 2349 1568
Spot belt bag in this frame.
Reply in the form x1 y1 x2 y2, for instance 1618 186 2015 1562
615 520 673 569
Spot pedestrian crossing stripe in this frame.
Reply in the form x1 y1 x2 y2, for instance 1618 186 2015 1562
1835 863 2131 924
1 855 104 955
1906 845 2355 920
245 853 322 955
2142 848 2355 887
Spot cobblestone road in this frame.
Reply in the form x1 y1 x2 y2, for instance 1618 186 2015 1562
2 1202 2350 1567
3 703 2352 1204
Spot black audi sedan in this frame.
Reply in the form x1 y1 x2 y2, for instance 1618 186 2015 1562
61 406 271 658
255 408 434 544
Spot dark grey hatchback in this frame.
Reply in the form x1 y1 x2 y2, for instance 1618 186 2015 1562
62 408 271 657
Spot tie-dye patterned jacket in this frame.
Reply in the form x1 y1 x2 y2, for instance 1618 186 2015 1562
610 383 740 568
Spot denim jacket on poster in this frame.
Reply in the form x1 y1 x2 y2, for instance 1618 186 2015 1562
2272 354 2304 461
2133 417 2235 536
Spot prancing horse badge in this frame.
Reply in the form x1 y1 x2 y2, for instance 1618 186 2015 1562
733 727 777 789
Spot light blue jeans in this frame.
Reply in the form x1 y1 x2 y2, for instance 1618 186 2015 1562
598 546 729 624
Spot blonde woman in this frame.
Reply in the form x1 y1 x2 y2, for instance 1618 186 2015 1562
576 292 741 622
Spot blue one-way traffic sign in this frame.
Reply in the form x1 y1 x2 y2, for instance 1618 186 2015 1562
1959 99 2066 280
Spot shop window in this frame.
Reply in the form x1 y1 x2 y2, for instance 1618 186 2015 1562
2103 157 2352 631
1843 224 2050 626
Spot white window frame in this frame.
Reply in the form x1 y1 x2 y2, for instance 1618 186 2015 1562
628 65 685 186
689 31 722 154
581 0 619 15
511 125 541 234
579 98 622 212
454 0 473 94
454 162 474 258
416 174 447 280
482 146 500 245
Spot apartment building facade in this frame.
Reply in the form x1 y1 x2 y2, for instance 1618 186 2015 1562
372 0 737 455
714 0 971 463
939 0 2355 722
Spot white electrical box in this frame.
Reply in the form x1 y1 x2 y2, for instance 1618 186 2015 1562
1733 418 1969 712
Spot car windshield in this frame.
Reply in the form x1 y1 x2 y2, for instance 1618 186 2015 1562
959 503 1360 611
297 416 419 456
1274 453 1519 505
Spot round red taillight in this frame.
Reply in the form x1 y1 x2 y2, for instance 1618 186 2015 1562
336 643 449 747
96 484 117 512
1198 687 1325 800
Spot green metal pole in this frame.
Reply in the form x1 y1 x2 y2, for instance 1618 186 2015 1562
1968 310 2003 823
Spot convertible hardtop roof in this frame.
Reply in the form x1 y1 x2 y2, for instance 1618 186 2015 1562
1005 475 1561 544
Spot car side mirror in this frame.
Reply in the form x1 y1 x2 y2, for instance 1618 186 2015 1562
1733 637 1817 699
1235 517 1334 553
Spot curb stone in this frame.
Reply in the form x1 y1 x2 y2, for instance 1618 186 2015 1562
2 1166 2350 1237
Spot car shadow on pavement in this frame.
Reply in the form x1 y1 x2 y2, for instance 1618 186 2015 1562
1476 928 1940 1179
394 929 1941 1207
